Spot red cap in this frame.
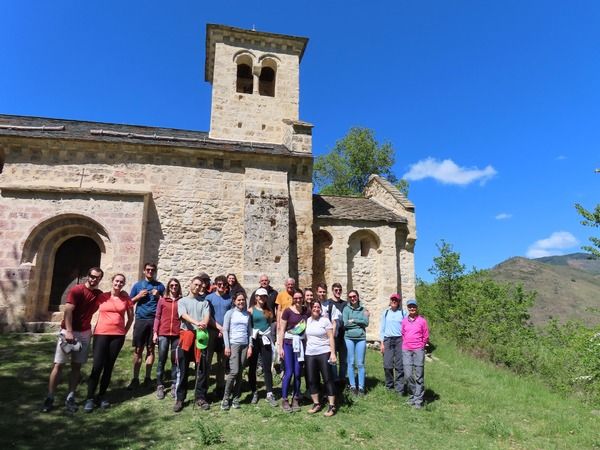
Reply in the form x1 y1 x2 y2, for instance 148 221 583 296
390 293 401 301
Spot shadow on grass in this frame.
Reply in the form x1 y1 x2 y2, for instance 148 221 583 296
0 335 161 450
424 388 440 404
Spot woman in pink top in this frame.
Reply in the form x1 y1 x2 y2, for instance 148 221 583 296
401 299 429 409
84 273 133 412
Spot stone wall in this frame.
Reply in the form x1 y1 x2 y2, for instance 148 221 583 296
209 41 300 144
314 220 400 340
364 175 417 306
0 136 311 329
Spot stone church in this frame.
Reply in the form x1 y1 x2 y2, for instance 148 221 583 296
0 24 416 338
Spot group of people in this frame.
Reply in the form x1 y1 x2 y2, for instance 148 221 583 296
41 263 430 416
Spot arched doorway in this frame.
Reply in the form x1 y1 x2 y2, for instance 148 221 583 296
48 236 101 311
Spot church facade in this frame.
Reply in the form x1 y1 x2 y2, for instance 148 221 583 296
0 24 416 338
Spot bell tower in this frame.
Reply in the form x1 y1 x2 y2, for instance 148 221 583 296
205 24 310 148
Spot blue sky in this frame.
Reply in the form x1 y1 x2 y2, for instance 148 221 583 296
2 1 599 280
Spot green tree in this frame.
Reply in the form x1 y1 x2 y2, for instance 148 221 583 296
428 240 465 308
313 127 409 196
575 202 600 258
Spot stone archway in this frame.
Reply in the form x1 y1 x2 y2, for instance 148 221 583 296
48 236 101 311
347 230 381 308
20 214 113 321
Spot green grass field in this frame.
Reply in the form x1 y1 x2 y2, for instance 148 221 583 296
1 333 598 449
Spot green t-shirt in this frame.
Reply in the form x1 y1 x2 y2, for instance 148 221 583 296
251 308 270 332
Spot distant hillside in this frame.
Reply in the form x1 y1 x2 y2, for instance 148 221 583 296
535 252 600 275
487 253 600 326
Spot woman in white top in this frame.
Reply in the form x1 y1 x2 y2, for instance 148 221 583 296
221 292 253 410
304 301 337 416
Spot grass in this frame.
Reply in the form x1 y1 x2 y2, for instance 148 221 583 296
1 333 599 449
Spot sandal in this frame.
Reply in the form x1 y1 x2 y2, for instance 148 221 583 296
323 404 336 417
307 403 322 414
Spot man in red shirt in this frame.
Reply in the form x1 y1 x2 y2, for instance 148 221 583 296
41 267 104 413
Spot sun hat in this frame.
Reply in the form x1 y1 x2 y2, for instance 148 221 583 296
255 288 269 296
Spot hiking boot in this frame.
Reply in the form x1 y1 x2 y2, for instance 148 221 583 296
196 398 210 410
220 399 230 411
156 385 165 400
232 399 241 409
65 396 78 413
170 388 176 399
281 398 292 413
99 399 110 409
250 391 259 404
358 388 366 397
173 400 184 413
323 404 336 417
127 378 139 391
83 399 95 413
291 397 301 412
349 387 358 397
413 403 423 410
41 397 54 413
266 393 278 407
307 403 322 414
143 377 152 388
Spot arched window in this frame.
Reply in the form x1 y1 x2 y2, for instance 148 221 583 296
236 63 253 94
259 66 276 97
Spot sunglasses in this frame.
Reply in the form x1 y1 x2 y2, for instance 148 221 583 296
348 295 358 299
145 268 156 272
169 284 179 288
333 288 342 292
88 274 101 280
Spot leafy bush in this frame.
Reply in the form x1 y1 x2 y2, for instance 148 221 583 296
419 241 600 404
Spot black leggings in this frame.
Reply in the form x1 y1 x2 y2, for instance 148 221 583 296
87 335 125 399
248 337 273 393
305 352 335 397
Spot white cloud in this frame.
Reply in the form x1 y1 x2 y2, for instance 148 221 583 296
403 157 497 185
526 231 578 258
495 213 512 220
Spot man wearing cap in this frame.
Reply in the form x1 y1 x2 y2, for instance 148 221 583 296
127 262 165 390
174 276 211 412
41 267 104 413
206 275 232 398
380 293 407 394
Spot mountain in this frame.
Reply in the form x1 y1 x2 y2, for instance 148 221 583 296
486 253 600 326
535 252 600 275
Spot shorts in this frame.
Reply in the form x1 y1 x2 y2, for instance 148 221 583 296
53 329 92 365
132 319 155 349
